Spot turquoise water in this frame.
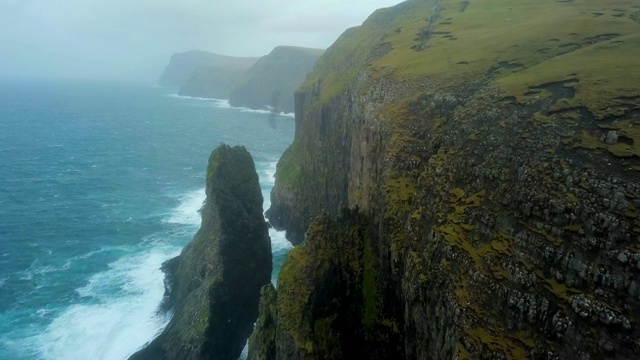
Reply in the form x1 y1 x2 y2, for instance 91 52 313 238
0 80 294 359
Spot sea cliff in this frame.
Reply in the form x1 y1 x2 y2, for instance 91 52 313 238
159 50 259 89
228 46 324 113
131 144 271 360
258 0 640 359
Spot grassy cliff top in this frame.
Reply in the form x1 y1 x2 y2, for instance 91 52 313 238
304 0 640 117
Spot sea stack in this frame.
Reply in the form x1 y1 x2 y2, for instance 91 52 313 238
131 144 271 360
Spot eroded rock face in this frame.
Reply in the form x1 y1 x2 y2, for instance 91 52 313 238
249 210 403 360
262 0 640 359
131 144 271 360
247 284 278 360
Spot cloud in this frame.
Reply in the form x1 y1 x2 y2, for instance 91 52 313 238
0 0 402 81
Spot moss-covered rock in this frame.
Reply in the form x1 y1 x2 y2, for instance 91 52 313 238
247 284 278 360
130 144 271 360
266 0 640 358
249 210 403 360
228 46 324 113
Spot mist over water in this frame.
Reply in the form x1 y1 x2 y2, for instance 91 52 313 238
0 80 294 359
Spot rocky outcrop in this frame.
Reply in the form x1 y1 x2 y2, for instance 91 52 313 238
228 46 324 113
131 144 271 360
260 0 640 359
158 50 259 89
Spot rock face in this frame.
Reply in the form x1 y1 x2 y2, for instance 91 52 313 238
131 144 271 360
228 46 324 113
258 0 640 359
158 50 259 89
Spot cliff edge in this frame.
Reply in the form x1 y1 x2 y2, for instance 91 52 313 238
131 144 271 360
261 0 640 358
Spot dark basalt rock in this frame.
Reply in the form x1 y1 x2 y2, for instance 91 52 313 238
130 144 271 360
260 0 640 359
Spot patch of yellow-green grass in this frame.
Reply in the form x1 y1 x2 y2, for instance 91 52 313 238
464 325 531 360
274 141 301 187
573 120 640 158
376 0 639 89
498 33 640 119
276 243 315 352
567 192 580 203
457 342 473 359
302 0 640 115
541 276 574 302
383 176 417 219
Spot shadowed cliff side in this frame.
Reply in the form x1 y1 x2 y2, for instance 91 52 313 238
131 144 271 360
249 210 403 360
263 0 640 358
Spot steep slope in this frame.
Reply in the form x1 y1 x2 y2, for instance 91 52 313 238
260 0 640 359
228 46 324 113
131 144 271 360
158 50 259 88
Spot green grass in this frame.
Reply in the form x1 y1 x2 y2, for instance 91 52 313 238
572 119 640 157
302 0 640 115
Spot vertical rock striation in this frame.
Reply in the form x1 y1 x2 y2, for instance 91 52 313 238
131 144 271 360
260 0 640 359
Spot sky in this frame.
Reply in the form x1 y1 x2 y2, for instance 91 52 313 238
0 0 402 82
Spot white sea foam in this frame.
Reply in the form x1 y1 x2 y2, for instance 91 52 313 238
260 161 278 212
19 259 71 281
258 161 293 255
32 152 290 360
263 161 277 187
36 246 179 360
165 188 205 226
169 93 295 118
270 228 292 254
166 93 218 102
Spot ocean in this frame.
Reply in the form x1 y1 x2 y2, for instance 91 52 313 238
0 80 295 359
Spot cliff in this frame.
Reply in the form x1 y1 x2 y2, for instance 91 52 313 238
259 0 640 359
131 144 271 360
178 58 261 99
158 50 259 89
228 46 324 113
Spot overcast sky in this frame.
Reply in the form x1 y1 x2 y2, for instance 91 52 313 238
0 0 402 82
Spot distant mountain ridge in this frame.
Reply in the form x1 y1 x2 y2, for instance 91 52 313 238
158 50 259 88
